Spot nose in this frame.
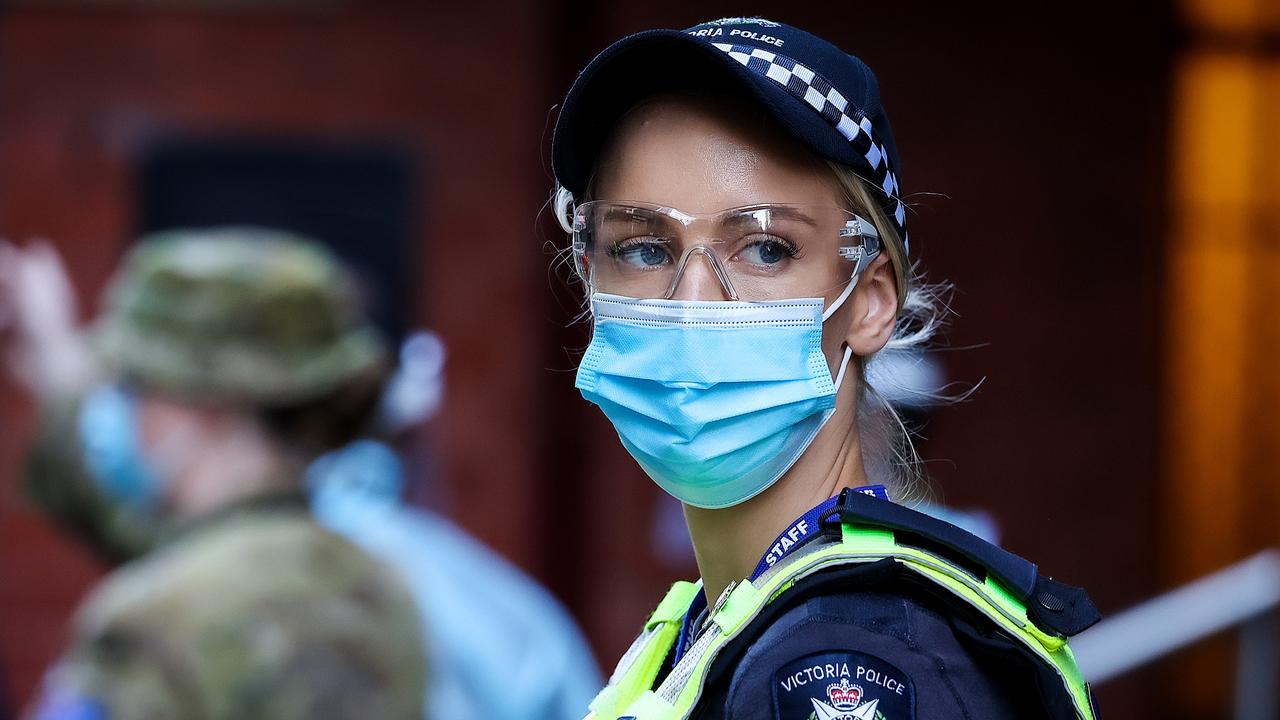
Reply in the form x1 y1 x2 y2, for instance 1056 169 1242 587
669 247 736 301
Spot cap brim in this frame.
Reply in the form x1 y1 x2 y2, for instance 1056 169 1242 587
552 29 864 198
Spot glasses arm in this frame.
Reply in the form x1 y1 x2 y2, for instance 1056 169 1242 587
838 215 883 278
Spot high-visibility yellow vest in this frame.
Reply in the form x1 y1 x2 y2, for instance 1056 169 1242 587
586 502 1096 720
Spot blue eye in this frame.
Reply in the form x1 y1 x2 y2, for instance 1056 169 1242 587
612 239 670 268
738 237 797 266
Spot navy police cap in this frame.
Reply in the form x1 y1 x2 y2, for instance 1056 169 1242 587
552 17 908 246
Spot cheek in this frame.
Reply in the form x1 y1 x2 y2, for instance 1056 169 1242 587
134 397 193 451
821 303 853 371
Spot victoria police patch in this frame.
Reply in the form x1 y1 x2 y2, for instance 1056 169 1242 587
772 651 915 719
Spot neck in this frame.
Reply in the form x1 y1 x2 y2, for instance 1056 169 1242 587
167 426 302 520
682 381 867 604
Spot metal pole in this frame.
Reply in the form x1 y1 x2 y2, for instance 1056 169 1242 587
1074 551 1280 684
1235 612 1278 720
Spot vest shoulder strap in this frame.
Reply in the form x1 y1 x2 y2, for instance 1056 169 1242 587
585 580 700 720
837 491 1100 637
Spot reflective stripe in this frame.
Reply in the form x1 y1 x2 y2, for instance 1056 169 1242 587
650 581 703 629
658 624 716 703
591 524 1095 720
586 581 701 719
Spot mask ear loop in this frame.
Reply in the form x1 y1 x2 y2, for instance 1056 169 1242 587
822 278 860 323
833 346 855 390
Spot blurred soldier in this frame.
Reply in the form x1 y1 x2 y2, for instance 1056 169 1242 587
0 230 426 720
3 231 603 720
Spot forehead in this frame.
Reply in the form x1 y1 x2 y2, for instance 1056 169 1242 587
591 94 840 213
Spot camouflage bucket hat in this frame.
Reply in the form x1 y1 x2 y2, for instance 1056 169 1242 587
93 227 388 405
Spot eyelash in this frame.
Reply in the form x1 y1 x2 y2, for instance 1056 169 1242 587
608 235 668 256
744 235 802 259
603 234 805 262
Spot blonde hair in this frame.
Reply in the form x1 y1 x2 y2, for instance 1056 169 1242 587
551 160 950 505
824 162 950 504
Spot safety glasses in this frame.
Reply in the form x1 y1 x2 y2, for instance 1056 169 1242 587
571 201 880 301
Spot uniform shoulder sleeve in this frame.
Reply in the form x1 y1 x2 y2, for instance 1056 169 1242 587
706 590 1025 720
38 514 427 720
21 395 163 565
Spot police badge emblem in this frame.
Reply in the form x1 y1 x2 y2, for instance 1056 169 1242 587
773 651 914 719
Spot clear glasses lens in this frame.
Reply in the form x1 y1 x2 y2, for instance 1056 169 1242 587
572 202 876 301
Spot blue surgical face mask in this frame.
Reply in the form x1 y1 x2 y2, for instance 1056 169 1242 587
78 385 169 510
575 288 856 509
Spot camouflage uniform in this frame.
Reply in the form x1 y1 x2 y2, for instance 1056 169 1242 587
23 392 162 564
27 229 426 720
39 499 425 720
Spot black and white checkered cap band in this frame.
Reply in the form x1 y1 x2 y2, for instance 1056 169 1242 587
711 42 908 249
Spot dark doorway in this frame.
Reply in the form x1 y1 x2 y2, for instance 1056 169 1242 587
137 137 418 344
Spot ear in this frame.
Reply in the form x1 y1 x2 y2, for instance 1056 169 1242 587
843 254 899 356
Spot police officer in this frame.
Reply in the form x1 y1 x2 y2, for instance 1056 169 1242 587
550 18 1100 719
1 229 426 719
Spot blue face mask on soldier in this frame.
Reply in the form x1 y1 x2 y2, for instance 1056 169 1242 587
78 385 177 510
79 385 166 509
